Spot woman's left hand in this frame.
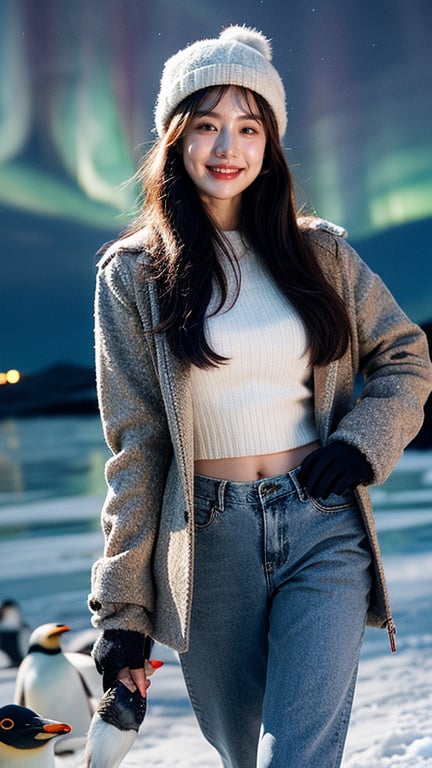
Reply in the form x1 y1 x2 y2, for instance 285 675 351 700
298 441 372 499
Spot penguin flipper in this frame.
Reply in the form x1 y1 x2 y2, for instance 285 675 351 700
13 658 28 706
65 650 104 704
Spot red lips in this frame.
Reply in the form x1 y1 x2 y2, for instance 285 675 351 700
207 165 243 180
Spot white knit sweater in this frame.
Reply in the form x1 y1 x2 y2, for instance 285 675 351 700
190 232 318 459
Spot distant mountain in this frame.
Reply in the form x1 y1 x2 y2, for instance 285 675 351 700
351 218 432 323
1 205 431 374
0 205 118 374
0 362 97 417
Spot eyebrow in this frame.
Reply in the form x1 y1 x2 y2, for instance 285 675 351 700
194 109 263 122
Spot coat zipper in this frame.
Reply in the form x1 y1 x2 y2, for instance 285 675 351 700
387 617 397 653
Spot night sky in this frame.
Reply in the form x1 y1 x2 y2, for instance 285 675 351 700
1 0 431 373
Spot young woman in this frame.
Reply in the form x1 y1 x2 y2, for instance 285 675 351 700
89 26 432 767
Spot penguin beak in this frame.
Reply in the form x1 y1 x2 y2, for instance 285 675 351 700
146 659 164 676
34 718 72 741
47 624 70 638
148 659 164 669
42 722 72 735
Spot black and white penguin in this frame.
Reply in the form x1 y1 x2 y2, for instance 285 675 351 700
84 659 163 768
0 599 31 667
0 704 71 768
14 623 96 753
59 627 102 701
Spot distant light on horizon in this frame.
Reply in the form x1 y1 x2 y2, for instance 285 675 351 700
0 369 21 385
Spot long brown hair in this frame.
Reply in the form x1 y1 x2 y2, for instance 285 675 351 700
127 85 351 368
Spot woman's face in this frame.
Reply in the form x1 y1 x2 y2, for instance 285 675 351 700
181 87 267 230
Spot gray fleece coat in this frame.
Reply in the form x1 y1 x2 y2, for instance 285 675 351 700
89 219 432 653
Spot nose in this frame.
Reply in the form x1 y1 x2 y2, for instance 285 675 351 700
215 129 237 158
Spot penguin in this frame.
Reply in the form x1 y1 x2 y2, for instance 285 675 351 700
60 628 102 700
14 623 95 753
0 704 71 768
84 659 164 768
65 628 98 656
0 599 31 667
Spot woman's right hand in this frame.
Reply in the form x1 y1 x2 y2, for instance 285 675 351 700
92 629 153 694
116 665 151 698
116 656 165 696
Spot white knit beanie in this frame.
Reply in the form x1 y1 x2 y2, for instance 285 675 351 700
154 25 287 138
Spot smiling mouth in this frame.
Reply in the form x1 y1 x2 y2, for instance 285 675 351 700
207 166 243 178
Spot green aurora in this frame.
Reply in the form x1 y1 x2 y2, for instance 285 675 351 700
1 0 431 373
1 0 432 238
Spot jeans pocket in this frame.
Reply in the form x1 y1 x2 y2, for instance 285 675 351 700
194 497 219 529
308 488 356 514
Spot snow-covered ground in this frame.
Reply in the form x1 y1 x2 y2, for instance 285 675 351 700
1 630 431 767
1 449 431 766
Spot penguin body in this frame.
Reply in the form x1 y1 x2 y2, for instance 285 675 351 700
14 624 94 752
84 680 146 768
63 651 103 704
0 600 30 667
61 627 102 703
84 660 163 768
0 704 71 767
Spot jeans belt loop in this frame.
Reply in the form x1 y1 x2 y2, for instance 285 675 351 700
217 480 228 512
289 467 307 502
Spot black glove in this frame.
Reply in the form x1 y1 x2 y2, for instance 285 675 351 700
298 441 372 500
92 629 153 692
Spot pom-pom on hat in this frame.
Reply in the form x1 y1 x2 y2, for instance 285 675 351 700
154 25 287 138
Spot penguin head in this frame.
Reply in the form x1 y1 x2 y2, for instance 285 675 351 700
27 623 70 654
0 599 24 628
0 704 72 751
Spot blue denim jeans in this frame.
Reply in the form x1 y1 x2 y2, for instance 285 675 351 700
180 469 372 768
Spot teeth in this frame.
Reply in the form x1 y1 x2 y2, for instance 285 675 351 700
210 167 239 174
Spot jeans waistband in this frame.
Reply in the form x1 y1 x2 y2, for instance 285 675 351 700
194 467 306 509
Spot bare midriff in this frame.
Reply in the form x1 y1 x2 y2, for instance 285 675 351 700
194 441 320 482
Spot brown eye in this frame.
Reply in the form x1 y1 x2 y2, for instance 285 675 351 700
0 717 14 730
